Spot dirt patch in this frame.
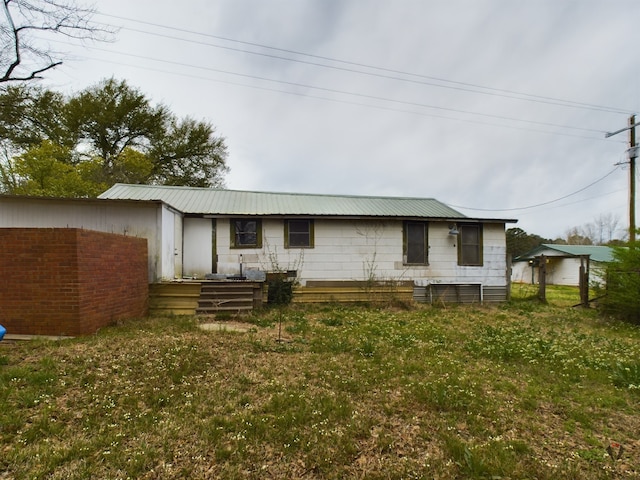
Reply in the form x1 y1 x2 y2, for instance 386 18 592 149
198 321 255 333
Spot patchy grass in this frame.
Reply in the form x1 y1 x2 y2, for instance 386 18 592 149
1 293 640 479
511 282 594 307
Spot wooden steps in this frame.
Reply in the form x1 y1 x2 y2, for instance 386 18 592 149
149 281 265 316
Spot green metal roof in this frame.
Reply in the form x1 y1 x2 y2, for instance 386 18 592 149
99 184 469 219
516 244 617 263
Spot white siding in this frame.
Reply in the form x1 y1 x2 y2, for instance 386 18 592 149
213 218 509 288
512 261 536 284
0 198 174 282
183 217 213 278
512 256 606 287
427 223 508 287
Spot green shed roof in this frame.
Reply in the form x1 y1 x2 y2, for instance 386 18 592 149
516 244 617 263
99 184 476 220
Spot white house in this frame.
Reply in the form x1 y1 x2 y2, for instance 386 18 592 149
511 244 616 286
98 184 517 303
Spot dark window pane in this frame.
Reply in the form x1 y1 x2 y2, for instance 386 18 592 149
289 233 310 247
461 226 479 244
462 244 480 265
288 220 311 247
235 220 257 246
460 225 481 265
406 222 426 264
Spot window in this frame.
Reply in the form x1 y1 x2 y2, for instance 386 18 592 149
231 219 262 248
458 224 483 266
285 219 314 248
403 221 428 265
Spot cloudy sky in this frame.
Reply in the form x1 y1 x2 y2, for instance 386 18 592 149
38 0 640 240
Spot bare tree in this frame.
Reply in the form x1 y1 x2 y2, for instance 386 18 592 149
592 212 623 244
563 226 593 245
0 0 113 83
564 213 625 245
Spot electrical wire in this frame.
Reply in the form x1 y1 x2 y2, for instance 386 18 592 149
64 57 610 140
47 38 619 141
513 188 627 217
95 12 633 116
446 166 622 212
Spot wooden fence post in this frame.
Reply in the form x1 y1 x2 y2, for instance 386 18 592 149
506 255 512 301
579 255 590 307
538 255 546 302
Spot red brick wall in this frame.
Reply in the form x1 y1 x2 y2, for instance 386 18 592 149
0 228 148 336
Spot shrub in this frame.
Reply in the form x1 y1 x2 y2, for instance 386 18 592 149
600 239 640 323
267 276 294 305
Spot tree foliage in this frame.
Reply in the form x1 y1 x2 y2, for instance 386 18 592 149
506 227 550 259
0 78 229 195
12 140 106 196
600 238 640 323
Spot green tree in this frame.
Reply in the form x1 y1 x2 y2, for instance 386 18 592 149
11 140 102 196
0 78 229 195
600 238 640 323
0 85 69 148
65 78 167 172
506 227 550 259
150 116 228 187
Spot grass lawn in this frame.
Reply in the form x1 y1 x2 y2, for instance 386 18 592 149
1 288 639 479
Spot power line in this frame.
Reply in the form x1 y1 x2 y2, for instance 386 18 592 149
95 12 633 116
64 56 609 140
446 166 622 212
50 39 616 140
514 188 627 217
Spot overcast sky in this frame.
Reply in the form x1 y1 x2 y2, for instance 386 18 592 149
39 0 640 240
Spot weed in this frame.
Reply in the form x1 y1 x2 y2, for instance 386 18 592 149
611 361 640 390
319 316 343 327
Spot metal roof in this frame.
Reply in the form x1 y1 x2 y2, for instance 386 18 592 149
99 184 470 219
515 244 617 263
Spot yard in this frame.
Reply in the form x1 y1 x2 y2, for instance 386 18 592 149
1 288 639 479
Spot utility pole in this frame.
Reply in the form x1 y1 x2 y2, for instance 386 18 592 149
631 115 637 243
605 115 638 243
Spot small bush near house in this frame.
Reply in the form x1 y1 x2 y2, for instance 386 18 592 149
267 276 294 305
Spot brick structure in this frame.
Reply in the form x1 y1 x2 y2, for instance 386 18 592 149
0 228 148 336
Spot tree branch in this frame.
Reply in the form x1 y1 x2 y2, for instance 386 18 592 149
1 0 115 83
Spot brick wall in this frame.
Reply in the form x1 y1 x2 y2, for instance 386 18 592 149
0 228 148 336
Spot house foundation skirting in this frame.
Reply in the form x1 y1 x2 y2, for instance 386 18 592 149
148 280 508 316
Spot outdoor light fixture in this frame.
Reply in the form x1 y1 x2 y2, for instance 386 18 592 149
448 224 459 236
